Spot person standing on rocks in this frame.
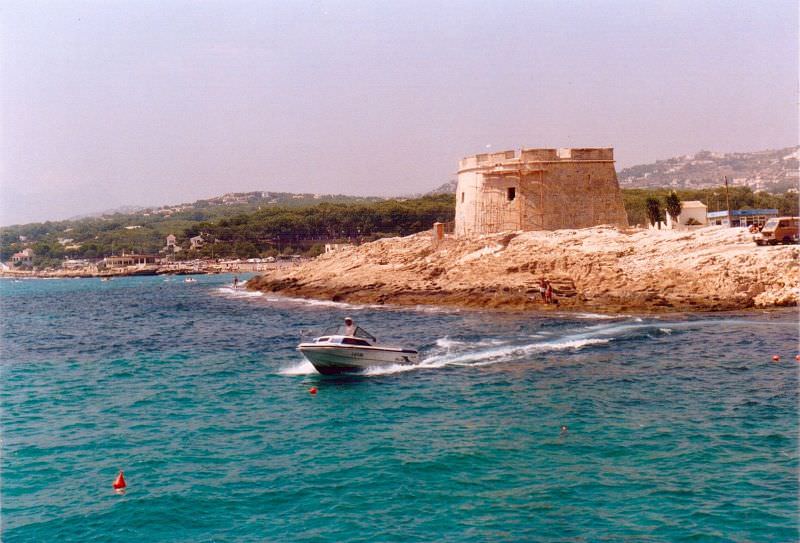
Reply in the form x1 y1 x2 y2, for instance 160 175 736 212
545 281 554 304
539 280 548 303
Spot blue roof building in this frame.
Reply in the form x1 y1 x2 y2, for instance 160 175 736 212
706 209 779 227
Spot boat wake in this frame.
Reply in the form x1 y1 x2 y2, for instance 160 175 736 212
216 286 265 298
278 319 679 377
278 360 318 376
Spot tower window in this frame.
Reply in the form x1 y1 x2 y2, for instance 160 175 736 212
461 192 465 203
507 187 516 201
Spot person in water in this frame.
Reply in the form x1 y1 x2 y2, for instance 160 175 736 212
343 317 357 336
233 276 239 289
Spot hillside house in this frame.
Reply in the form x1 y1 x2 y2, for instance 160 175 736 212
11 248 34 265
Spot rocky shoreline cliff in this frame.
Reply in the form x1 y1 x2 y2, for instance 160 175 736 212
246 226 798 313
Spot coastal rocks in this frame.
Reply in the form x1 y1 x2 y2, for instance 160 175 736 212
246 226 799 313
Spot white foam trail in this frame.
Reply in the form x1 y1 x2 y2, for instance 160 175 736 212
570 312 625 320
362 355 454 375
362 363 425 376
424 337 611 367
412 305 460 314
216 287 264 298
435 337 507 349
659 328 673 334
361 337 612 375
435 337 459 349
263 295 380 310
278 360 319 375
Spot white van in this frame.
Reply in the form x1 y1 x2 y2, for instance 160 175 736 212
755 217 799 245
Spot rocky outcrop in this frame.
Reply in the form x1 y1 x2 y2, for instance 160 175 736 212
247 226 799 313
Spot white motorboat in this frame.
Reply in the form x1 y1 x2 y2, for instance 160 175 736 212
297 325 419 375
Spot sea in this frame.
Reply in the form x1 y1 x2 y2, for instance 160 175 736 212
1 274 797 542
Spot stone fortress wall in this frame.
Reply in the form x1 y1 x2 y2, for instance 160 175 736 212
455 148 629 237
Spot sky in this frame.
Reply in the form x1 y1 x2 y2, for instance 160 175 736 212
1 0 797 225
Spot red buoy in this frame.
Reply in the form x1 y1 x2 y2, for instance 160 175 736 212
113 471 126 491
308 386 318 395
772 355 781 362
796 355 800 362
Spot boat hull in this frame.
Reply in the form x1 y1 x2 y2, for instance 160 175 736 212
298 344 419 375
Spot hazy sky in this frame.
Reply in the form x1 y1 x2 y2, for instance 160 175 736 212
2 1 797 225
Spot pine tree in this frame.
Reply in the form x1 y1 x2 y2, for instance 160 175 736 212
646 197 663 230
665 191 682 228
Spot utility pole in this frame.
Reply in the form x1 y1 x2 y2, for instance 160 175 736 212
724 176 732 227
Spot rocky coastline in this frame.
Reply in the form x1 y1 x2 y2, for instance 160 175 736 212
246 226 799 313
0 260 301 280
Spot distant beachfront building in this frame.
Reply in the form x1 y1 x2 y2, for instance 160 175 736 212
11 248 34 265
104 253 158 268
455 148 628 237
665 200 708 229
62 259 91 270
707 209 779 228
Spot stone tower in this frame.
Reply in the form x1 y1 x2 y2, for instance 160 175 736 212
454 148 629 237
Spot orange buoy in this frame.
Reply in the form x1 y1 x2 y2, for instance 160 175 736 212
308 386 318 395
113 471 126 491
772 355 781 362
796 355 800 361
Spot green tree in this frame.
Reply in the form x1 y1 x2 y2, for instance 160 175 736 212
306 243 325 257
645 197 663 230
665 191 682 227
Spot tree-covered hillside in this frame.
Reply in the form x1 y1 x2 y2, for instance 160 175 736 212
0 194 455 264
183 195 456 258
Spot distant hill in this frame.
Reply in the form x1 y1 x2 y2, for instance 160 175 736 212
618 147 799 192
69 205 150 221
0 190 382 261
132 191 382 219
426 179 458 195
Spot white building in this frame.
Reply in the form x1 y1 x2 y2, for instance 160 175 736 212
190 235 205 250
324 243 353 254
665 200 708 229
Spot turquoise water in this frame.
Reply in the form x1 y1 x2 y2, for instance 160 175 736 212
1 275 797 542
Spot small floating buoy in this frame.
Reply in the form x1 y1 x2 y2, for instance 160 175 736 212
308 386 318 395
113 471 126 492
796 355 800 362
772 355 781 362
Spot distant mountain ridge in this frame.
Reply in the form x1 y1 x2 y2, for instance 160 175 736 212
57 191 382 225
618 146 799 192
69 205 150 221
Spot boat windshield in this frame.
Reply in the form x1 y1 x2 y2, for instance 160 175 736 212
321 324 377 343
